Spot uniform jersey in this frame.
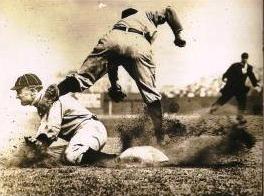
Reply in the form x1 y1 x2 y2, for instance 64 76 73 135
66 6 184 104
33 92 96 142
115 6 182 44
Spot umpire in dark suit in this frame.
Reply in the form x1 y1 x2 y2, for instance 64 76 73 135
210 53 261 122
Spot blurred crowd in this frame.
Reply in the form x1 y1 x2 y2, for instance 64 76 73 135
162 78 223 98
162 70 263 98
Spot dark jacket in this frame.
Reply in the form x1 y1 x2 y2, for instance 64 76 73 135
221 63 259 94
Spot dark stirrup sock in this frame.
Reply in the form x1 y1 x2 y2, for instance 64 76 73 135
57 77 81 96
146 100 164 143
80 148 117 164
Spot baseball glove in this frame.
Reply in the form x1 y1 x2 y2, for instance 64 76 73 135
37 84 60 114
43 84 60 102
108 84 127 102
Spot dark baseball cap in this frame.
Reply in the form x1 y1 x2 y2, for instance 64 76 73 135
121 8 138 19
241 52 249 59
11 73 42 90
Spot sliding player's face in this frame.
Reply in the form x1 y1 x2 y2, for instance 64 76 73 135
16 87 35 106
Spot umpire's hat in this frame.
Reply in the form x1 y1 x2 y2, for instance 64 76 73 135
241 52 249 59
11 73 42 90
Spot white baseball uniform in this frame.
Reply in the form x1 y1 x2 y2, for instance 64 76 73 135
32 92 107 164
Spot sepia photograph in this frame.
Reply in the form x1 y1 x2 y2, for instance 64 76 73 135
0 0 263 195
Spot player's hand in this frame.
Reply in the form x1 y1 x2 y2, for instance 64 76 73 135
174 38 186 47
24 136 47 153
254 86 262 93
108 84 127 102
24 136 41 146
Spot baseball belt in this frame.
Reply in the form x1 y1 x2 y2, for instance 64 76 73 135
113 25 145 36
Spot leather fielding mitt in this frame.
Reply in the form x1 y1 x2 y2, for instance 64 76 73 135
108 84 127 102
37 84 60 115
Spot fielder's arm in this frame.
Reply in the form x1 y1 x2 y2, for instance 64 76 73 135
108 65 119 89
164 6 183 40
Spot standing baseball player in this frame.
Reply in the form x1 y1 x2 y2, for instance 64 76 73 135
210 53 262 123
11 73 116 165
40 6 186 144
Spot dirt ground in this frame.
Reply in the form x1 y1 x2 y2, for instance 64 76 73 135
0 115 262 195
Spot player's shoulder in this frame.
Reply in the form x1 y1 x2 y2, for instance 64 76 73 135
58 93 90 110
230 62 241 69
58 93 78 103
231 62 240 66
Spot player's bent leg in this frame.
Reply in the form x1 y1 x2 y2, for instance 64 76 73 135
63 146 117 165
122 47 165 144
127 63 164 144
78 124 117 164
56 54 109 96
42 39 111 107
63 144 89 165
146 100 164 145
80 148 117 165
63 119 116 165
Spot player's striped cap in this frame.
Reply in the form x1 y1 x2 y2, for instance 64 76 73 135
11 73 42 90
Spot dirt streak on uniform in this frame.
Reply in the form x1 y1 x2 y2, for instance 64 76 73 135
33 92 107 164
64 6 183 104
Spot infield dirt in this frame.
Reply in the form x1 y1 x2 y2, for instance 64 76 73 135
0 114 262 195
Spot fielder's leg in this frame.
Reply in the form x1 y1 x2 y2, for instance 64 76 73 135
44 38 111 102
146 100 164 144
209 92 233 114
123 55 164 144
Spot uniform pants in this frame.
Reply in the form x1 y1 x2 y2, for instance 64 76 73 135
212 92 247 114
64 119 107 164
66 29 162 104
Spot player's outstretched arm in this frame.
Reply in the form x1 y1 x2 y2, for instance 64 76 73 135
248 66 260 88
164 6 186 47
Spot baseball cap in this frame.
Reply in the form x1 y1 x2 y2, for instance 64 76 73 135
241 52 249 59
11 73 42 90
121 8 138 19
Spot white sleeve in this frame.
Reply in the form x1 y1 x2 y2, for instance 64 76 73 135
36 100 62 142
